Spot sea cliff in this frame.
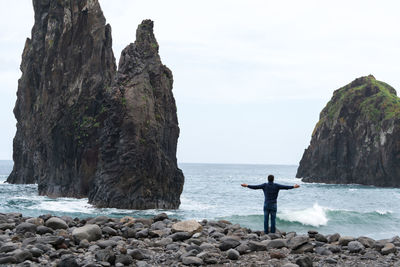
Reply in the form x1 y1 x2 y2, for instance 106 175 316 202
297 75 400 186
8 0 184 209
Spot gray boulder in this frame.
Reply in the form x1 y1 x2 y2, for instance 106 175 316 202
45 217 68 230
182 256 203 266
0 242 19 253
328 233 340 243
381 243 396 255
315 233 328 243
348 241 364 253
338 236 355 246
288 235 309 250
295 255 313 267
72 224 102 242
266 238 287 249
15 223 37 234
219 238 240 251
227 248 240 260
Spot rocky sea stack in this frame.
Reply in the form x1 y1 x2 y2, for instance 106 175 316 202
7 0 184 209
297 75 400 186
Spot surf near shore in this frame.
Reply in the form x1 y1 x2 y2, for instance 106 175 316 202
0 213 398 266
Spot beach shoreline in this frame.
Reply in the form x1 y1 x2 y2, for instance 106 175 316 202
0 212 398 266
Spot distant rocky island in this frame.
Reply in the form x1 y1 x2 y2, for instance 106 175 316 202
7 0 184 209
297 75 400 187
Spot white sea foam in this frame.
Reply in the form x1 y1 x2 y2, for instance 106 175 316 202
375 209 393 215
180 196 215 211
26 197 94 213
279 203 328 227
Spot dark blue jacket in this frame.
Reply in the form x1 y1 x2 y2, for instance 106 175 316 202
248 182 294 204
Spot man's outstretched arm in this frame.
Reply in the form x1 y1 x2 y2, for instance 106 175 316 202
241 183 264 189
276 183 300 190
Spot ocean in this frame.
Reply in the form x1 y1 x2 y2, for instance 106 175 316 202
0 160 399 240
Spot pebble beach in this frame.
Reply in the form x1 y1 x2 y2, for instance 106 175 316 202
0 212 399 266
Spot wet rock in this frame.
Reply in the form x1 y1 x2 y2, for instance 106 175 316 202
45 218 68 230
72 224 102 242
315 246 333 255
227 248 240 260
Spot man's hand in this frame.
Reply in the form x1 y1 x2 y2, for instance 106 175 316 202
241 183 248 187
294 184 300 188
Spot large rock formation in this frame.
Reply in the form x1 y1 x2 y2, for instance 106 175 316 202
8 0 184 209
88 20 184 209
297 75 400 187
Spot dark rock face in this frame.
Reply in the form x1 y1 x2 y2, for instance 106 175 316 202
88 20 184 209
297 75 400 187
8 1 184 209
8 0 116 198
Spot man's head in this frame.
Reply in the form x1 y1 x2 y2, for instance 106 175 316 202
268 175 274 182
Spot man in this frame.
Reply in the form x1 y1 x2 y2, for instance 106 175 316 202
241 175 300 234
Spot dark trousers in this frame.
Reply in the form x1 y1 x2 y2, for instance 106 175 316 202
263 202 277 234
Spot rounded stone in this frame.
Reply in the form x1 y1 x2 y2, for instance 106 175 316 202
45 217 68 230
72 224 102 242
227 248 240 260
348 241 364 253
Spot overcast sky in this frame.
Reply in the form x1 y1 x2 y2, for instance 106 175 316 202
1 0 400 164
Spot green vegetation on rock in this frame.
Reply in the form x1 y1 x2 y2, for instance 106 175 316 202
314 75 400 133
